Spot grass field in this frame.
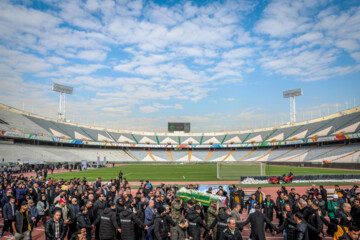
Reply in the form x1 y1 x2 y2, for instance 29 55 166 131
48 163 360 182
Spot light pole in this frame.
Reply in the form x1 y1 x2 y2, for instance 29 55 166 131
283 88 303 123
52 83 73 121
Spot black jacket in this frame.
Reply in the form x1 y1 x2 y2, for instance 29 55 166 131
351 206 360 228
276 198 286 214
262 199 276 220
68 204 80 224
45 218 66 240
164 213 176 235
255 191 264 204
77 213 92 235
93 208 119 240
186 210 209 240
119 209 145 240
93 199 106 216
240 210 278 240
336 209 353 227
154 214 167 240
210 212 232 240
230 191 245 208
219 226 242 240
13 210 34 233
294 221 308 240
304 208 322 240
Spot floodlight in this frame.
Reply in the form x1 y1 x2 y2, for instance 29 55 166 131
52 83 73 121
283 88 303 123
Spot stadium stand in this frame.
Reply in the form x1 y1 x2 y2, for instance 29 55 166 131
170 150 189 161
0 103 360 164
150 150 170 161
0 108 51 135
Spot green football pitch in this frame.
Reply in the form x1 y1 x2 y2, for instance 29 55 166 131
48 163 360 182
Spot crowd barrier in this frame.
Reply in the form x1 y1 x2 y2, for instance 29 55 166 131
240 174 360 181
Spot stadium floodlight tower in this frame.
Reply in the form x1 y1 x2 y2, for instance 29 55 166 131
283 88 303 123
52 83 73 121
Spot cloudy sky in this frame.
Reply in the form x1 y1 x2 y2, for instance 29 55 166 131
0 0 359 132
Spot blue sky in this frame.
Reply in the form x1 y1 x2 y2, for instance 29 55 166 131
0 0 359 132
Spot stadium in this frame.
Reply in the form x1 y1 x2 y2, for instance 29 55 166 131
2 1 360 240
1 101 359 182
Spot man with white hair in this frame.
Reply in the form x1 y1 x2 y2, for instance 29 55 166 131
328 194 341 223
219 217 242 240
336 203 354 227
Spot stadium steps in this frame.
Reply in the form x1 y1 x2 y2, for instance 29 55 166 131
221 150 234 161
284 146 319 162
263 129 278 142
205 150 213 162
49 121 72 139
269 147 297 161
79 128 97 141
168 150 174 162
327 114 360 136
331 149 360 162
307 144 346 161
221 135 227 144
106 131 118 142
188 150 192 161
124 149 139 161
255 148 276 161
146 150 156 162
241 133 251 143
238 149 256 161
131 134 139 144
284 125 304 141
305 118 336 138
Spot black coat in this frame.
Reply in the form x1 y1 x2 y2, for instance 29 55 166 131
230 191 245 208
119 209 145 240
276 198 286 214
68 204 80 224
336 209 353 227
210 212 232 240
186 210 209 240
279 217 296 240
219 226 242 240
240 210 278 240
255 191 264 204
294 221 308 240
351 206 360 228
45 218 66 240
93 199 106 216
304 209 322 240
93 208 119 240
164 213 176 235
77 213 92 235
262 199 276 220
320 189 327 202
154 214 167 240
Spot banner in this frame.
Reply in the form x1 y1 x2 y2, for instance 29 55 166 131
198 185 230 197
97 156 100 168
104 156 107 166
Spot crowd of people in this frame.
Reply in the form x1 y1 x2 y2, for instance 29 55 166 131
0 169 360 240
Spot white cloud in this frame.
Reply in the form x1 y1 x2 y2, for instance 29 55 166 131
77 50 107 61
224 98 236 102
139 105 159 113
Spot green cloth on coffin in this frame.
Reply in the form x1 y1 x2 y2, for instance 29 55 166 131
177 187 225 207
